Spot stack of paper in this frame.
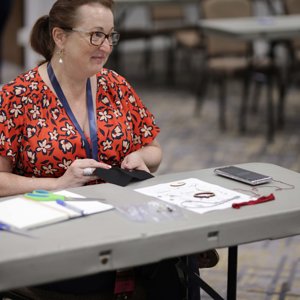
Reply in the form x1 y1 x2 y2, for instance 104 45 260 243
0 198 113 229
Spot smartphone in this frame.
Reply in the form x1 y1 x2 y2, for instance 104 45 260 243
214 166 272 185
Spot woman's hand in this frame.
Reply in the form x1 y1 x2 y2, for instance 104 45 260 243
57 159 111 189
121 152 150 172
121 140 162 173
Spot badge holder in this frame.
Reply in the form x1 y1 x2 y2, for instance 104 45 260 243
117 201 183 223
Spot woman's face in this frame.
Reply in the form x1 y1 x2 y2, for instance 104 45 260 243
63 3 115 77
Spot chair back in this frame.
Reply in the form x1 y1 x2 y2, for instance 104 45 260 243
201 0 252 57
283 0 300 14
282 0 300 52
150 4 185 29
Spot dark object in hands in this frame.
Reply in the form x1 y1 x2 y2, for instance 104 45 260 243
93 166 154 186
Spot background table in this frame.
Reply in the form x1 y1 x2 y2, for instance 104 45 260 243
198 15 300 41
198 15 300 142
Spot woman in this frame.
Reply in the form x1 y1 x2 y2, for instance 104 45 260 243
0 0 162 197
0 1 219 299
0 0 186 299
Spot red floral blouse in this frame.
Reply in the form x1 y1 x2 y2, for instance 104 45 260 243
0 68 160 178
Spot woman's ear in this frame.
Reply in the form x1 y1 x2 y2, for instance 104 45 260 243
52 27 67 49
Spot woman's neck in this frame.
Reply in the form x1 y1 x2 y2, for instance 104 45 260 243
49 60 89 99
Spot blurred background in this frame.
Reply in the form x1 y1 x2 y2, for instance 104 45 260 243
1 0 299 175
1 0 300 299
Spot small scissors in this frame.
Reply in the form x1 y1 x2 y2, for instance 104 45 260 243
24 190 65 201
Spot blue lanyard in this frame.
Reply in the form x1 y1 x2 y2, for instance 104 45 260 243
47 63 98 160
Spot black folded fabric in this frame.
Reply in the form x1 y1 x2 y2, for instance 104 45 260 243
93 167 154 186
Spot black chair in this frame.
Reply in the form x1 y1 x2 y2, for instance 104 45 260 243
196 0 280 141
113 4 187 82
195 0 254 132
148 3 192 84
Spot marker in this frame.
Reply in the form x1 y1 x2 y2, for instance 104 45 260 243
56 200 85 216
0 221 35 238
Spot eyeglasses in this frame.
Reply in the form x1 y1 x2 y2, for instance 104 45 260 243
63 28 120 46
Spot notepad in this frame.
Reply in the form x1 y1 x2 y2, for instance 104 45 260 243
0 197 114 229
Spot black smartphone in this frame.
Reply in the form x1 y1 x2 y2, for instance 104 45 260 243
214 166 272 185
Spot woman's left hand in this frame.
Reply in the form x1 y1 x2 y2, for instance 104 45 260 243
121 152 150 172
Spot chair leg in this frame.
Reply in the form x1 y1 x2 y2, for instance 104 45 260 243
277 76 286 130
144 37 152 79
195 71 209 117
266 73 275 142
239 71 251 133
218 77 227 131
251 72 266 113
178 256 225 300
110 44 121 71
186 256 201 300
166 39 176 85
277 63 291 130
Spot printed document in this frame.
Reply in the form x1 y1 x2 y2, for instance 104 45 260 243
135 178 253 214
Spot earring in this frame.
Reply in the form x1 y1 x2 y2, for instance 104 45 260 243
58 49 64 64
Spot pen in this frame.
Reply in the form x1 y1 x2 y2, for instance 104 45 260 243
56 200 85 216
0 221 35 238
213 195 240 206
224 195 240 202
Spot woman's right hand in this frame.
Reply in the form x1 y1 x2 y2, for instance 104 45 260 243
57 159 111 189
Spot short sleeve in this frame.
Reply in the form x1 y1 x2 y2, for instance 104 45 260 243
123 80 160 147
103 70 160 151
0 85 25 165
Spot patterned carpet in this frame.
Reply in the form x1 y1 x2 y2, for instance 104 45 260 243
134 79 300 175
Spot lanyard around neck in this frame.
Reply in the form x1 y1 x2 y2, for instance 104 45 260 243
47 63 98 160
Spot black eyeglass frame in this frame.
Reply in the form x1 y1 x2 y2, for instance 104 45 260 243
62 27 120 46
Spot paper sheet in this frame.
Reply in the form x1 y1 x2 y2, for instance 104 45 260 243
135 178 253 214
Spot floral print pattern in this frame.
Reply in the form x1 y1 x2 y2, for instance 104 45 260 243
0 68 160 178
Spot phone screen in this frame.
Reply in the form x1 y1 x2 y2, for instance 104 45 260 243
214 166 272 185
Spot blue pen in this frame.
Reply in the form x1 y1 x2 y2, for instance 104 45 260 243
0 221 35 238
56 200 85 216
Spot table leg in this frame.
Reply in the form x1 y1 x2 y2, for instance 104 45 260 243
227 246 238 300
266 74 274 143
183 255 224 300
183 246 239 300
